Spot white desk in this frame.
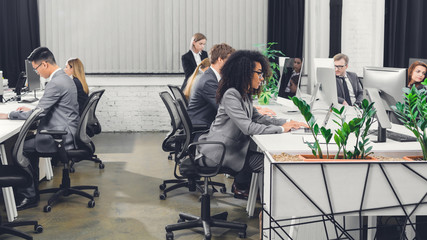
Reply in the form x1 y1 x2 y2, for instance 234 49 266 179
252 101 426 240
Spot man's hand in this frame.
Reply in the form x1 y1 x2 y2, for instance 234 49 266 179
16 106 31 112
0 113 8 119
342 101 349 106
255 106 276 117
282 120 309 132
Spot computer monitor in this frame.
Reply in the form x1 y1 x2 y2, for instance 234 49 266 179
361 67 406 108
310 58 334 94
316 67 339 107
23 60 40 102
278 58 304 99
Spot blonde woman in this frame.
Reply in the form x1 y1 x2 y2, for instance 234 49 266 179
64 58 89 114
181 33 208 89
183 58 211 100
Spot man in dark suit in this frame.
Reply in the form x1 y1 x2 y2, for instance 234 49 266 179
278 57 302 98
334 53 363 106
0 47 79 210
187 43 235 127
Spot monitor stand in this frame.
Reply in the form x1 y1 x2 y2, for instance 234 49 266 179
20 90 39 103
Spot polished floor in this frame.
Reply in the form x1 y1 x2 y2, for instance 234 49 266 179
1 132 261 240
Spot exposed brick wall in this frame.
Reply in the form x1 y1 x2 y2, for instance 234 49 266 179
87 76 183 132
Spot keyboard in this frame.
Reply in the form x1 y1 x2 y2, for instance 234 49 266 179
369 130 417 142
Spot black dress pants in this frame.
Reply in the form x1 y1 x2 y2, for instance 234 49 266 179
234 150 263 190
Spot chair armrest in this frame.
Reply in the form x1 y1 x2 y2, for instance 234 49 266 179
193 124 209 131
39 130 68 140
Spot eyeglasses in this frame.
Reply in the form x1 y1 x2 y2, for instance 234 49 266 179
253 70 264 79
334 65 346 69
34 62 44 73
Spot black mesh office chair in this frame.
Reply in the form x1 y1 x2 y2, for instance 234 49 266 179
168 85 188 107
0 108 44 239
165 99 247 240
38 96 100 212
159 93 226 200
70 89 105 171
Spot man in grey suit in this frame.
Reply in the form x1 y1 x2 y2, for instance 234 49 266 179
0 47 79 210
334 53 363 106
187 43 235 126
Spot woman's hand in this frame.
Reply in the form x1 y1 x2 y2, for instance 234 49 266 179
255 106 276 117
16 106 31 112
282 120 309 132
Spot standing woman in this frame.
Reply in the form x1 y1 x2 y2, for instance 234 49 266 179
198 50 307 196
181 33 208 90
407 61 427 90
64 58 89 115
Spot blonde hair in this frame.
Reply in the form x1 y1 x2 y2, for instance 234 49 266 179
189 33 207 51
183 58 211 100
66 58 89 94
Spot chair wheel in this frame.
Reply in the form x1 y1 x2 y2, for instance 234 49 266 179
88 200 95 208
159 184 166 190
99 163 105 169
34 224 43 233
238 232 246 238
166 231 174 240
159 193 167 200
220 186 227 194
94 190 100 197
69 167 75 173
43 205 51 212
168 155 172 160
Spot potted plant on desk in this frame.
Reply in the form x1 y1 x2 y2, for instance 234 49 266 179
392 80 427 161
291 97 377 161
255 42 285 105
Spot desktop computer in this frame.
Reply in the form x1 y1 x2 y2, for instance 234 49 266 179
21 60 41 103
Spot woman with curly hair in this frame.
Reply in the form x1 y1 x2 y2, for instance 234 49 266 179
198 50 307 198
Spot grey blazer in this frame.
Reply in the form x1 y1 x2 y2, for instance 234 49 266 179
9 69 79 153
336 71 363 106
198 88 286 172
187 68 218 126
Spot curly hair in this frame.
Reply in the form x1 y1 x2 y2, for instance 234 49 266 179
216 50 271 103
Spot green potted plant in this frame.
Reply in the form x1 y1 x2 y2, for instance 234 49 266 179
392 79 427 160
291 97 377 160
255 42 285 105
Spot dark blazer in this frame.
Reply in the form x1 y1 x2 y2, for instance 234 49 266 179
198 88 286 172
181 50 208 89
336 71 363 106
9 69 79 153
72 77 89 115
187 67 218 126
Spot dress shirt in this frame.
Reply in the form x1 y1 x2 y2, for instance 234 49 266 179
192 51 202 66
210 67 221 82
343 73 356 104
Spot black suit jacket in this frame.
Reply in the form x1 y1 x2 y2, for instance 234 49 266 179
336 71 363 106
187 68 218 126
181 50 208 89
278 67 295 98
72 77 89 115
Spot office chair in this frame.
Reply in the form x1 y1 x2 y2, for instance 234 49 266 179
165 99 247 240
168 85 188 107
38 96 100 212
70 89 105 171
158 93 226 200
0 108 44 239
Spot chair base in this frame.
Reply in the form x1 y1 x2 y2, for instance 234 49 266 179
159 178 226 200
39 167 99 212
0 220 43 240
165 194 247 240
70 154 105 171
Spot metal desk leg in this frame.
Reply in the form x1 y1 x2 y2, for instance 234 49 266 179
40 157 53 180
246 172 259 217
367 216 376 240
0 144 18 222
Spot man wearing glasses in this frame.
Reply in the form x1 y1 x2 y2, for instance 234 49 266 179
0 47 79 210
333 53 363 106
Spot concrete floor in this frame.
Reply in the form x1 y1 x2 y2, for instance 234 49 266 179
2 132 261 240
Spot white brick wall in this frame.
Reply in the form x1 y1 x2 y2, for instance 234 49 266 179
87 75 183 132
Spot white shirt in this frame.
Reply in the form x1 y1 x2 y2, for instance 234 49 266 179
192 50 202 66
211 67 221 82
49 68 62 82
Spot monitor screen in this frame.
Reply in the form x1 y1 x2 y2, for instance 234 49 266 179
361 67 406 107
25 60 40 92
310 58 334 93
316 67 339 107
278 58 303 99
